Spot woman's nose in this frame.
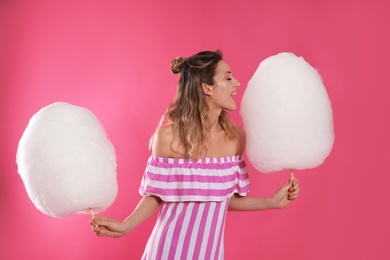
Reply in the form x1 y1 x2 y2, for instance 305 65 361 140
235 79 240 87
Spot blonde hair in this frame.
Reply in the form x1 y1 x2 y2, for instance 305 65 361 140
153 50 239 158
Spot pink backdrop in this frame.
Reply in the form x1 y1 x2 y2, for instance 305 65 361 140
1 0 389 259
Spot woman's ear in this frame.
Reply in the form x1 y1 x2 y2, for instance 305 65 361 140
202 83 214 96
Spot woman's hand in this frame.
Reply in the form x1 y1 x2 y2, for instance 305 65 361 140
90 196 162 238
271 178 300 209
228 178 300 211
90 216 128 238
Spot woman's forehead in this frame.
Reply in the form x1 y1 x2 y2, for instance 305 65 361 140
215 60 231 75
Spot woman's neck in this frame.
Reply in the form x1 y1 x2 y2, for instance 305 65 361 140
207 109 223 132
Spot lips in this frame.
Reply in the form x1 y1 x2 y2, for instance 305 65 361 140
230 92 237 102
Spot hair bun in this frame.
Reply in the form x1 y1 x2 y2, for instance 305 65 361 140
171 56 187 74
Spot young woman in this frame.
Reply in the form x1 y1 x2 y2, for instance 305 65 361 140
91 50 300 259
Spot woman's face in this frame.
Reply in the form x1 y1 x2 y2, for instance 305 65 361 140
208 60 240 111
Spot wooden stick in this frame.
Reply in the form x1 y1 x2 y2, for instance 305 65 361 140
90 208 99 228
290 169 295 182
90 208 95 218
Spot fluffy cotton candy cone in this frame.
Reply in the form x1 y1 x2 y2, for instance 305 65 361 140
16 102 118 217
241 52 334 173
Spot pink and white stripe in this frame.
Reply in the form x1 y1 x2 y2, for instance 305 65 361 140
140 155 250 202
139 155 250 260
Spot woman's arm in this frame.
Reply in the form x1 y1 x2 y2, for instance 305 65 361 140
230 129 300 211
91 125 175 238
91 195 162 238
228 178 300 211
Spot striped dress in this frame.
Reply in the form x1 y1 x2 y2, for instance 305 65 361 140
139 154 250 260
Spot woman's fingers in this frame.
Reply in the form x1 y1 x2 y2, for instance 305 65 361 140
91 222 114 237
90 217 99 228
90 216 126 238
288 179 300 200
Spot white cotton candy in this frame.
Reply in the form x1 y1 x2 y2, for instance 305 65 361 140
16 102 118 217
241 52 334 173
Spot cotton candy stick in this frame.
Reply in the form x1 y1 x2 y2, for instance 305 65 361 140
90 208 99 228
90 208 96 219
290 169 295 181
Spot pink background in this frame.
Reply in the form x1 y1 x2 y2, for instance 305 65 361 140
1 0 389 259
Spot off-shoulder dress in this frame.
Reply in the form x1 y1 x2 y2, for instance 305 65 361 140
139 154 250 260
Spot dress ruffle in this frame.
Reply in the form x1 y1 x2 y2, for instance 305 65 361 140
139 154 250 202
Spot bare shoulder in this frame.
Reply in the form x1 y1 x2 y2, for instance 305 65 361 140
151 125 175 157
236 126 246 155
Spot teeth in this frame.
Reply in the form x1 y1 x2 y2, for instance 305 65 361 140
231 92 237 96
